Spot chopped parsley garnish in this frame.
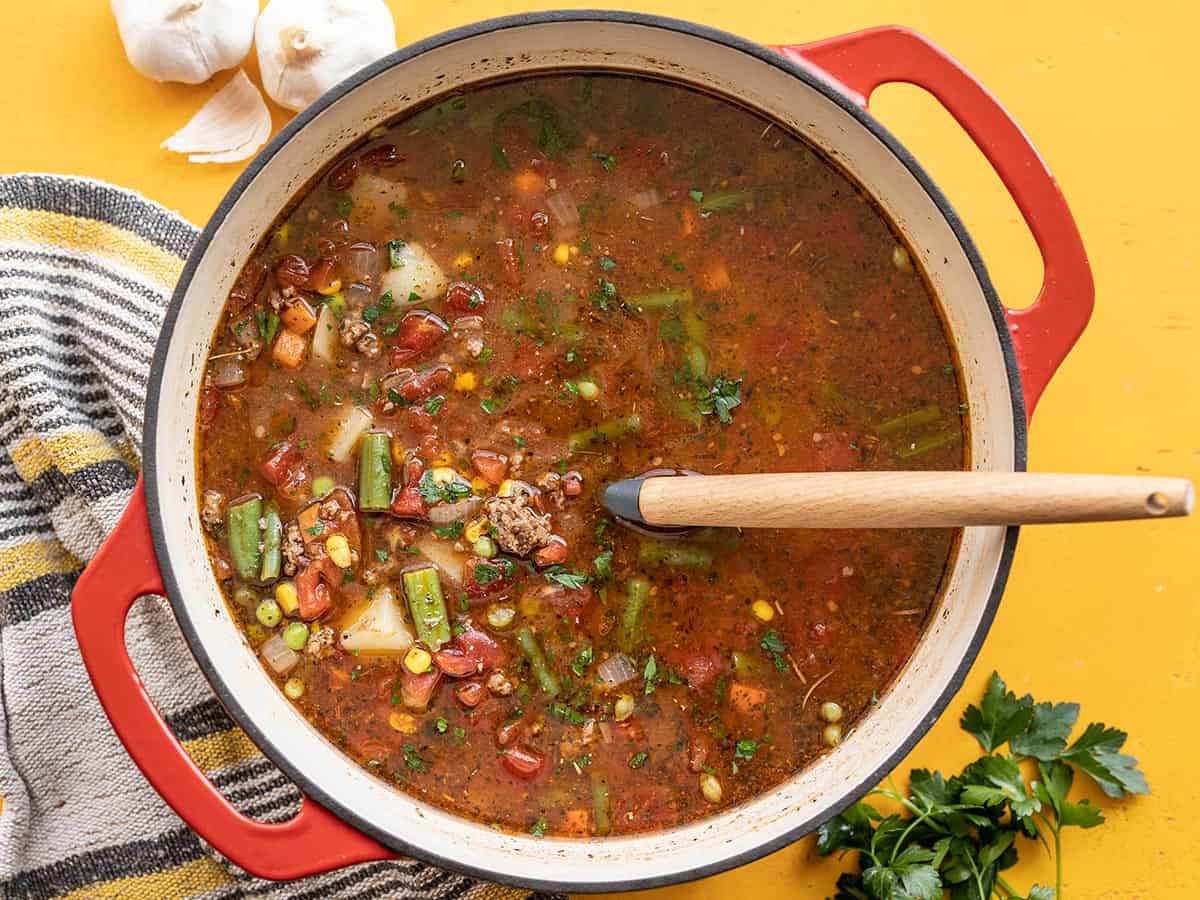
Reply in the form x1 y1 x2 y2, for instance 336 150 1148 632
477 347 494 364
386 388 411 408
255 309 280 343
549 701 586 725
643 654 660 695
543 566 588 590
570 646 593 677
432 520 464 540
388 201 408 217
401 745 427 772
760 629 791 675
591 152 617 171
598 255 616 271
378 290 394 310
688 188 704 203
628 751 648 769
424 395 445 415
592 550 613 581
480 397 499 414
434 717 449 734
375 548 390 563
387 239 406 268
734 738 759 760
694 374 744 424
417 469 473 505
474 562 504 584
492 142 511 170
530 817 548 837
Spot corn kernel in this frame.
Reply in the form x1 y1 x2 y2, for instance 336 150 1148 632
452 250 474 270
614 694 636 721
497 479 516 498
326 533 352 568
464 517 490 543
552 243 570 265
274 581 299 615
518 592 540 617
430 466 457 485
317 279 342 296
470 476 489 494
454 371 477 392
751 600 776 622
700 773 723 804
389 711 418 734
283 677 305 700
404 646 432 674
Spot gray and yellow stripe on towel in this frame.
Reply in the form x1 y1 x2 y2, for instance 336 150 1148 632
0 174 542 900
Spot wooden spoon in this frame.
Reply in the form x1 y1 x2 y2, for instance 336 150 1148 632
601 471 1195 529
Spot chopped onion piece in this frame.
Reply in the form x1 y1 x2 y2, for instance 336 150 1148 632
261 633 300 674
326 405 373 463
630 188 662 211
339 586 414 654
596 653 637 687
426 496 480 526
210 359 247 388
545 190 580 228
161 70 271 164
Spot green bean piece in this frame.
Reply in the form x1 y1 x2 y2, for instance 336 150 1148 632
566 413 642 452
638 541 714 569
681 305 707 345
402 566 451 650
358 432 392 511
699 188 754 214
515 626 561 696
227 496 263 581
618 577 650 653
875 404 941 437
591 773 612 836
686 342 708 379
895 430 962 459
259 508 283 582
627 289 693 309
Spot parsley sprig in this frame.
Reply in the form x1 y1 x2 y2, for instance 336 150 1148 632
818 672 1148 900
694 374 743 424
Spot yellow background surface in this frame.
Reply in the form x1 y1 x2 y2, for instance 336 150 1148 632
4 1 1196 897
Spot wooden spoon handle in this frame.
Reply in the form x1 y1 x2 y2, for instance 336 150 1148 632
636 472 1195 529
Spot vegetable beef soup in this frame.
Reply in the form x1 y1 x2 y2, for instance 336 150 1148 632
196 74 966 837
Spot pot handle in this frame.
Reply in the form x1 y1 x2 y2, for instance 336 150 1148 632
71 478 394 880
774 27 1094 422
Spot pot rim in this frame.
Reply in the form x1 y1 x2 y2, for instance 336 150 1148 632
144 9 1027 892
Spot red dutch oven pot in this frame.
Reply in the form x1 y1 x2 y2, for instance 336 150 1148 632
71 12 1092 892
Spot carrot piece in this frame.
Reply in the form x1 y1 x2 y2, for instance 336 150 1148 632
272 329 308 369
729 681 768 714
513 170 546 194
562 808 590 836
281 299 318 334
681 204 697 236
699 259 731 292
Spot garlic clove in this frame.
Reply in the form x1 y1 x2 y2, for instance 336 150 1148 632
255 0 397 112
111 0 258 84
161 70 272 164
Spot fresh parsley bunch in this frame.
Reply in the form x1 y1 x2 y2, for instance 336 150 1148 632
818 672 1149 900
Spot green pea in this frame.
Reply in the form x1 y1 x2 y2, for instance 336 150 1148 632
283 621 310 651
255 598 282 628
233 586 258 607
311 475 335 497
473 536 498 558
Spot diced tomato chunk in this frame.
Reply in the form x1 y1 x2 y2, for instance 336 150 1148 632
389 365 451 403
665 647 725 691
390 457 428 518
400 668 442 710
261 441 309 498
389 310 449 366
532 536 569 567
455 681 486 707
198 386 222 428
501 745 544 780
403 407 438 436
295 556 337 620
306 258 338 294
470 450 508 486
445 281 487 313
463 556 516 600
433 647 481 678
453 626 507 669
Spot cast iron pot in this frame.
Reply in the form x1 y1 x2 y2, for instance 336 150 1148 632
72 11 1093 892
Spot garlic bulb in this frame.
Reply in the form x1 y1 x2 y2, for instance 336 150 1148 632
161 70 272 163
256 0 397 112
111 0 258 84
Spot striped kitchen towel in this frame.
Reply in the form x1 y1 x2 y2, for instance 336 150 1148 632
0 174 552 900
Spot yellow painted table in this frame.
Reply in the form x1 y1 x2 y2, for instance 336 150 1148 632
4 1 1196 896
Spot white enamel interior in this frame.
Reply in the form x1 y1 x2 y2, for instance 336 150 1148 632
148 18 1018 891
